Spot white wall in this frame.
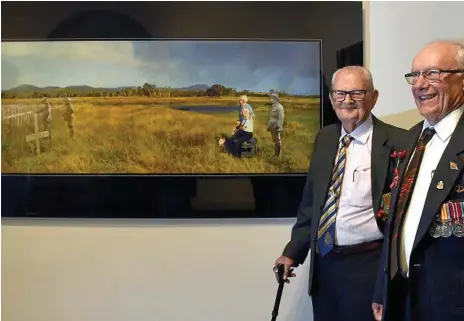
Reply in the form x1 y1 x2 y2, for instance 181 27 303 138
3 2 464 321
2 219 313 321
367 1 464 128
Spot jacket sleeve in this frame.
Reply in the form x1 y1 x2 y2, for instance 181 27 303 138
373 232 388 304
281 132 319 264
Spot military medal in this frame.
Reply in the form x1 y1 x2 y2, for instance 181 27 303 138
439 204 453 238
429 220 441 238
449 201 464 238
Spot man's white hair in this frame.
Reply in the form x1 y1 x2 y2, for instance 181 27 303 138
239 95 248 102
331 65 375 91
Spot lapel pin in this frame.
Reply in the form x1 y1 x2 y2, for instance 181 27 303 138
437 181 444 190
450 161 459 170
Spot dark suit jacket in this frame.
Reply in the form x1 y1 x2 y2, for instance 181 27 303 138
282 115 408 296
374 112 464 321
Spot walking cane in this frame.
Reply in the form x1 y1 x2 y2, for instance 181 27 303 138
271 264 286 321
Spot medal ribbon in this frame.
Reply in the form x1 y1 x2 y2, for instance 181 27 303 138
450 202 458 226
440 203 452 224
452 202 464 225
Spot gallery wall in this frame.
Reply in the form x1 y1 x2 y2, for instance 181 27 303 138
366 1 464 129
2 2 464 321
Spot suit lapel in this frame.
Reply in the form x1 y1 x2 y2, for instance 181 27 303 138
387 123 423 235
412 117 464 250
371 118 390 213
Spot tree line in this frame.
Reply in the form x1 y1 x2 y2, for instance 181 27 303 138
1 82 318 99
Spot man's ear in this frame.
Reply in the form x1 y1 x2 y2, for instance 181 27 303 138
371 89 379 105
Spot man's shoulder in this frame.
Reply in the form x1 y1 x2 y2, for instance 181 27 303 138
316 123 340 140
373 116 409 138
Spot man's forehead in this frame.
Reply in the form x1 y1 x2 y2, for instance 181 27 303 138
412 45 456 70
333 72 367 90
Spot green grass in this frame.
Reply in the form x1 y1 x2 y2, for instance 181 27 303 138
1 96 319 174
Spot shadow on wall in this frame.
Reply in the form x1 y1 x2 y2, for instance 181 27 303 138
379 108 423 130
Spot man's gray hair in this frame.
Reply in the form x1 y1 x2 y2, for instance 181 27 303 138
454 41 464 68
331 65 375 91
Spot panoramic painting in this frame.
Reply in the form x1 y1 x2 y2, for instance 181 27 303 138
1 39 321 174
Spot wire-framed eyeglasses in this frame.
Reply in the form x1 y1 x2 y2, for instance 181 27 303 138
404 69 464 85
330 90 368 102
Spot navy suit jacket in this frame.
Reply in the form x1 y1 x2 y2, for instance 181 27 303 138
374 112 464 320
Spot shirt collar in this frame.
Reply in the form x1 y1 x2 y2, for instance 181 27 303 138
422 105 464 142
340 114 373 145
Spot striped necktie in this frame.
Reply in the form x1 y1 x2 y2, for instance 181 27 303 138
390 127 436 278
317 134 354 256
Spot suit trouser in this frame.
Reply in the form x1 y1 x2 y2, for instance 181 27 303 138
311 240 382 321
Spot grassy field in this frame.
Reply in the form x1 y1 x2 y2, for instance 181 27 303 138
1 96 320 174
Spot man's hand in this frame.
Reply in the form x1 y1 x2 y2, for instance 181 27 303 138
274 256 296 283
372 303 383 321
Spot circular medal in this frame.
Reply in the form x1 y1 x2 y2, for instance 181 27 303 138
453 223 464 237
429 221 441 238
441 222 453 238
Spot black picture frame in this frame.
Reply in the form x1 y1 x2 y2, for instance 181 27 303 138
1 1 364 219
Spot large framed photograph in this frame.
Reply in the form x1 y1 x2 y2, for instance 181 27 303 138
1 38 321 175
2 1 363 219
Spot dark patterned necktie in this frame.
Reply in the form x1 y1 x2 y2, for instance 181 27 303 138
317 134 354 256
390 127 436 278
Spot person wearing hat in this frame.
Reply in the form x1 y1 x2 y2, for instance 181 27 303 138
267 91 285 156
63 97 75 139
37 97 53 144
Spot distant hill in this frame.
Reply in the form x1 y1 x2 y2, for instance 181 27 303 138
2 84 210 93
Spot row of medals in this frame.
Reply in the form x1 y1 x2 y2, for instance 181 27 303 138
429 220 464 238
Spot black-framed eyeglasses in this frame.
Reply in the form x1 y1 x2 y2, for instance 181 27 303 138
329 90 368 102
404 69 464 85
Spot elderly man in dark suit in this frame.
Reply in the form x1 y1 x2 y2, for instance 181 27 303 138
274 66 408 321
372 40 464 321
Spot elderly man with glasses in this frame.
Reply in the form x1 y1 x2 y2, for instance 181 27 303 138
372 40 464 321
274 66 408 321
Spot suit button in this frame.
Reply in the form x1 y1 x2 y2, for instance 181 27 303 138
383 268 387 274
312 237 317 242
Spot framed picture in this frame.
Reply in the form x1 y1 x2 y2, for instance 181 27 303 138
1 1 364 218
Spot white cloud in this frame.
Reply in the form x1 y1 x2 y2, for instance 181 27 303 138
2 41 142 68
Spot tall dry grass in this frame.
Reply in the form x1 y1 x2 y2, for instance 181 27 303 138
1 96 320 174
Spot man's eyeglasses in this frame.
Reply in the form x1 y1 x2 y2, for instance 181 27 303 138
330 90 367 102
404 69 464 85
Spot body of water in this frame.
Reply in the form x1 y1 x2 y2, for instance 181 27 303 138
171 105 239 114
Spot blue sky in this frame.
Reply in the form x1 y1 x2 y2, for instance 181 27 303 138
1 40 321 95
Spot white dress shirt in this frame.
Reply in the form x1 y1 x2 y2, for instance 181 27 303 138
335 114 384 246
400 106 464 276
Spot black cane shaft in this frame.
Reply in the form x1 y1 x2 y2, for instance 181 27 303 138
271 282 285 321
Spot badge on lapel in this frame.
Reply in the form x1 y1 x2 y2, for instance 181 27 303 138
390 149 408 189
450 161 459 171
